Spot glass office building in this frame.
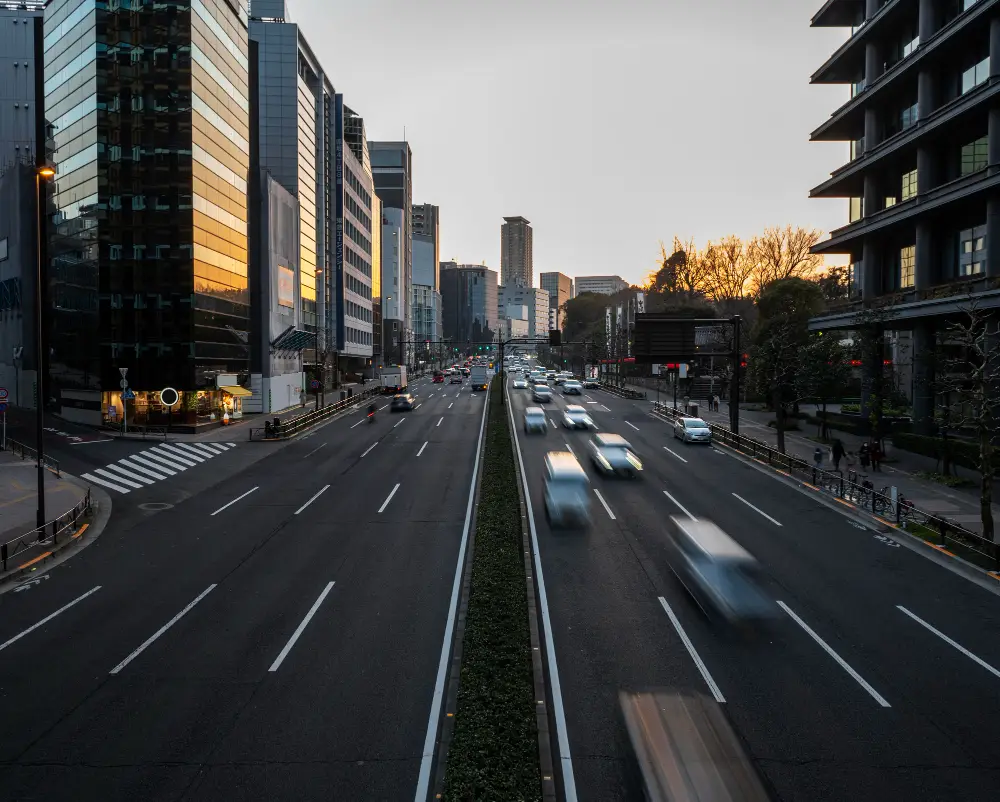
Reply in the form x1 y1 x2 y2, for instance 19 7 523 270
44 0 251 427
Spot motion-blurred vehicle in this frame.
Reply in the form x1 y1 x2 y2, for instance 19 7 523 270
543 451 591 527
546 370 557 380
390 393 415 412
665 516 776 625
582 378 599 389
513 378 528 389
532 384 552 402
462 368 471 376
470 366 490 391
450 375 463 384
562 405 595 430
588 432 642 477
523 406 548 434
379 365 407 394
562 380 583 395
432 373 444 383
674 417 712 444
619 690 772 802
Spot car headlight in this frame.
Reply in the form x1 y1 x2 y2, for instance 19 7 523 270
597 453 611 469
625 451 643 470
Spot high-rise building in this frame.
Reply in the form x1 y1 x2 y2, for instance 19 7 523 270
807 0 1000 431
440 262 498 345
574 275 629 296
381 207 405 364
371 193 383 366
412 203 442 344
501 216 533 288
498 284 549 339
0 1 44 173
540 272 573 331
45 0 252 428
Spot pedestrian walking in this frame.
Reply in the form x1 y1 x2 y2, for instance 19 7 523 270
859 442 870 471
813 446 824 470
870 441 883 472
714 395 720 412
831 438 845 472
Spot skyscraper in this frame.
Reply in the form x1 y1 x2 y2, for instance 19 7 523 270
0 1 43 173
440 263 498 345
412 203 441 343
501 216 533 287
540 272 573 331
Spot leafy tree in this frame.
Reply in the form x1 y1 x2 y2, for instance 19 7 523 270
796 332 851 440
816 265 850 305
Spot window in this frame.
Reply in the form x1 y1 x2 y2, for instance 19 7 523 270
960 136 988 175
900 102 918 130
902 34 919 58
900 245 916 288
884 196 898 209
959 226 986 276
961 56 989 94
901 168 918 200
852 77 867 97
850 136 865 160
849 196 864 222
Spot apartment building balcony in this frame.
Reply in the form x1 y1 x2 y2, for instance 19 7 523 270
812 0 913 84
813 0 866 28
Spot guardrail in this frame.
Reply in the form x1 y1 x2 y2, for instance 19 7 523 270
4 438 60 476
249 387 381 441
1 489 92 571
598 382 647 400
651 401 999 570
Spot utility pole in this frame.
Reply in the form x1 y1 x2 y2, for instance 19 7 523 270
729 315 741 435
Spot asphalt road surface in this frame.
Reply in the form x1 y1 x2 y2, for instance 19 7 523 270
0 376 485 801
507 374 1000 802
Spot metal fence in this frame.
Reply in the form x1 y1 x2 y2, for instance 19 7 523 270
1 489 92 571
598 382 647 401
249 387 380 441
651 402 999 570
5 438 60 476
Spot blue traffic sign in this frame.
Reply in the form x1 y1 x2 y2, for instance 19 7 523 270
0 403 7 412
122 388 136 400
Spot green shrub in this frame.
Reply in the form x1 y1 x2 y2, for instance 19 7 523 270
913 471 975 488
841 403 860 414
892 431 999 475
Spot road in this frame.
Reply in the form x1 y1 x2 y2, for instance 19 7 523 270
0 376 484 801
507 375 1000 801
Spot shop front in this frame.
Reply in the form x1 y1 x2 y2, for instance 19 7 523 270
102 386 251 430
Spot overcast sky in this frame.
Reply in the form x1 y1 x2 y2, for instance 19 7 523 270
287 0 852 286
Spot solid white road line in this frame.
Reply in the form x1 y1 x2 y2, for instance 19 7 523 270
81 472 131 494
0 587 102 654
593 489 616 520
93 467 144 490
394 418 405 428
110 585 217 674
361 442 378 458
304 443 326 458
626 421 640 431
268 582 336 672
897 605 1000 679
777 600 890 707
100 464 154 486
663 446 688 463
116 458 168 481
663 490 697 520
415 376 492 802
436 417 444 427
417 441 428 457
378 483 401 513
295 484 330 515
129 453 179 475
658 597 726 703
210 486 258 516
732 493 783 526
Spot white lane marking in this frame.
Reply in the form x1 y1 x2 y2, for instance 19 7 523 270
351 419 366 429
564 443 575 456
600 405 612 412
100 463 155 486
93 467 144 490
415 403 422 409
110 585 217 674
416 376 492 802
210 486 259 516
585 401 598 405
206 442 230 451
268 582 336 672
549 418 558 427
304 443 326 458
394 418 405 428
190 442 225 456
732 493 782 526
0 587 102 653
119 458 169 480
663 446 688 463
897 605 1000 679
436 417 444 427
226 442 236 447
129 453 178 475
151 445 196 467
361 442 378 458
380 403 390 410
594 489 616 520
295 484 331 515
378 483 401 513
663 490 696 521
140 450 189 472
448 402 453 409
171 443 209 462
777 600 890 707
625 421 640 431
658 597 726 703
81 472 131 494
417 441 428 457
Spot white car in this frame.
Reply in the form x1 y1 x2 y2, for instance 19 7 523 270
562 405 595 430
533 384 553 403
513 378 528 389
524 407 547 434
562 381 583 395
674 417 712 444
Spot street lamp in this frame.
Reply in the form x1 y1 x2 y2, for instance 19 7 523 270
35 165 55 529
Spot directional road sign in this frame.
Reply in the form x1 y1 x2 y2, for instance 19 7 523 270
0 403 7 412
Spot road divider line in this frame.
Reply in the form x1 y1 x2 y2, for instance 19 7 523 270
417 441 428 457
663 446 688 463
415 403 422 409
210 486 258 516
658 597 725 703
110 585 216 674
625 421 640 431
268 582 336 672
295 484 330 515
594 488 616 520
378 483 401 513
394 418 406 428
361 442 378 458
732 493 782 526
379 403 390 410
564 443 575 456
0 587 102 654
897 605 1000 679
663 490 696 521
777 600 890 707
304 442 326 458
437 417 444 427
350 419 366 429
448 402 453 409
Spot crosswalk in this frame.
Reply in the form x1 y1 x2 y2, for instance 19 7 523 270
81 442 238 495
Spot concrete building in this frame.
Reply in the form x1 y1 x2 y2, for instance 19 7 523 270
501 216 533 288
540 271 573 331
412 203 442 344
807 0 1000 430
440 262 498 345
0 2 43 174
574 275 629 296
371 193 383 366
381 206 406 364
498 284 549 339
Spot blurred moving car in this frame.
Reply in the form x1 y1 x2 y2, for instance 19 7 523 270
450 375 464 384
562 380 583 395
674 417 712 444
390 393 415 412
619 690 772 802
523 406 547 434
562 405 595 430
582 378 599 389
432 374 444 383
533 384 553 403
543 451 591 527
588 432 643 477
664 516 776 624
513 378 528 389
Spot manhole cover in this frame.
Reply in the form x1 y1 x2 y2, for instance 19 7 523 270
138 502 174 511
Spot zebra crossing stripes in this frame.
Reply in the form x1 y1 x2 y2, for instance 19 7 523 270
81 442 237 495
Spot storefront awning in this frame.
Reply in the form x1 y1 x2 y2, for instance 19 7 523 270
220 385 253 397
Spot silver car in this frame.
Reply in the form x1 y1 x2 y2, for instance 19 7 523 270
543 451 591 528
674 417 712 444
524 406 547 434
533 384 553 403
562 381 583 395
588 432 643 477
513 378 528 389
562 405 595 430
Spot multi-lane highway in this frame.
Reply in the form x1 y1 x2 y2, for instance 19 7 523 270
507 374 1000 802
0 376 485 801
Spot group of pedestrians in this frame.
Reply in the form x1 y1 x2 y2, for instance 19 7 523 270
814 438 883 473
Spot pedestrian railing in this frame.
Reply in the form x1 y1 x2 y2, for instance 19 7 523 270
249 387 380 441
4 438 60 476
1 490 92 571
651 402 999 570
598 382 647 400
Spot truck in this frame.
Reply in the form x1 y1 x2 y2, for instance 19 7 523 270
469 365 490 391
379 365 408 394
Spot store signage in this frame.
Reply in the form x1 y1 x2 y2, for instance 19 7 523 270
160 387 179 407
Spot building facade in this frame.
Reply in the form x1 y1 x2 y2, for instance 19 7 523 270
0 1 44 174
501 215 533 288
808 0 1000 429
412 202 441 343
381 206 405 364
540 271 572 331
574 275 628 296
498 283 549 339
44 0 252 427
440 262 498 345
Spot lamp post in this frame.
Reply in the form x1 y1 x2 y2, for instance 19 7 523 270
34 165 55 529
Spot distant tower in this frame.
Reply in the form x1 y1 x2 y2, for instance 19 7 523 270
501 216 533 287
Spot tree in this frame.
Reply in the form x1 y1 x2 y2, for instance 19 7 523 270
816 265 850 305
748 225 824 298
796 332 851 440
701 235 754 302
652 237 707 298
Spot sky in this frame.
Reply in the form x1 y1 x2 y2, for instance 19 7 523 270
287 0 853 286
